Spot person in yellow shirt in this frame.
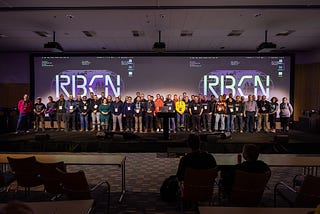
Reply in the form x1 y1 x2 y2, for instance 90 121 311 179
175 95 186 132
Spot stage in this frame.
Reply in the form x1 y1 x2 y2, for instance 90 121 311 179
0 129 319 154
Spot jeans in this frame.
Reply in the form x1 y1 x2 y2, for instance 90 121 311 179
80 114 89 130
214 113 225 131
235 113 244 131
48 113 56 128
246 111 255 132
176 113 185 128
226 114 235 132
201 113 212 131
16 113 31 131
145 114 154 131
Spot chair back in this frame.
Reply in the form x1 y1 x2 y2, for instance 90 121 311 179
59 170 92 200
183 167 218 202
7 156 42 188
230 170 271 206
296 175 320 207
37 161 66 194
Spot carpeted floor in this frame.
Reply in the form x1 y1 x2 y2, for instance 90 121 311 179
0 153 313 213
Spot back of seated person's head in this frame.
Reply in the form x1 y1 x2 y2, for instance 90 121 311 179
187 134 200 151
242 144 259 161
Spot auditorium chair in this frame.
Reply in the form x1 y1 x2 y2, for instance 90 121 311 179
226 170 271 206
7 156 42 196
36 161 66 200
56 169 110 213
180 167 218 212
274 174 320 207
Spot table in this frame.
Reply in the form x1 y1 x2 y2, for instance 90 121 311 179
0 153 126 202
214 153 320 175
199 206 314 214
0 199 93 214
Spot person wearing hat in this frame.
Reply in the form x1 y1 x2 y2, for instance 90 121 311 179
34 97 46 132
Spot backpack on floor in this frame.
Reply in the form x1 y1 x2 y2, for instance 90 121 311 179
160 175 179 202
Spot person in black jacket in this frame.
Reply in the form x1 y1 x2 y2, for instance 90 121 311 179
220 144 271 195
79 95 90 131
176 134 217 182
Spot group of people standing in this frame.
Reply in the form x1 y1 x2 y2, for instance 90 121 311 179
14 91 293 134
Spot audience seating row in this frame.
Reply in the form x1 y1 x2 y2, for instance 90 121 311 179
4 156 110 213
180 167 320 211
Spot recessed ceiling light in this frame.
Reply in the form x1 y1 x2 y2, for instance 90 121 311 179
34 31 50 37
254 13 262 18
132 30 145 37
276 30 295 36
227 30 244 36
180 30 193 37
66 14 74 19
82 31 96 37
0 34 8 38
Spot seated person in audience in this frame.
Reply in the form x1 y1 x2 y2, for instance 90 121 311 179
220 144 271 195
176 134 217 185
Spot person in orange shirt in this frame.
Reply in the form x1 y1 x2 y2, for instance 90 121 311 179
154 94 164 132
175 95 186 132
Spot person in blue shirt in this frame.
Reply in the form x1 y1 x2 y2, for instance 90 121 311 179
123 96 135 132
111 96 124 132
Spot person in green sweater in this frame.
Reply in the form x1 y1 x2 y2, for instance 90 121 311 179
99 98 111 131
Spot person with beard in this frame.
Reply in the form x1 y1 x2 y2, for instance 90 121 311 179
33 97 46 132
15 94 33 134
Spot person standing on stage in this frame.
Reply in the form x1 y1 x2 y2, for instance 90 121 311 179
234 95 244 133
145 95 155 133
269 97 279 133
244 94 258 133
123 96 135 132
214 95 227 132
189 96 203 133
154 94 164 132
111 96 124 132
46 96 56 130
279 97 293 132
99 98 111 131
56 94 66 132
184 96 191 132
74 94 82 131
226 95 236 133
15 94 33 134
257 95 270 132
201 95 212 132
164 94 176 133
90 94 101 132
134 96 143 133
175 95 186 132
65 95 77 132
33 97 46 132
79 95 90 132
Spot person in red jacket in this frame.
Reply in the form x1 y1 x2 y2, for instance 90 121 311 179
15 94 33 134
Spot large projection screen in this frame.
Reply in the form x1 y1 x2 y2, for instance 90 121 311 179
32 54 293 103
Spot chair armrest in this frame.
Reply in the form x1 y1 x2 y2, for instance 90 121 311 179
90 180 110 192
274 181 297 194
